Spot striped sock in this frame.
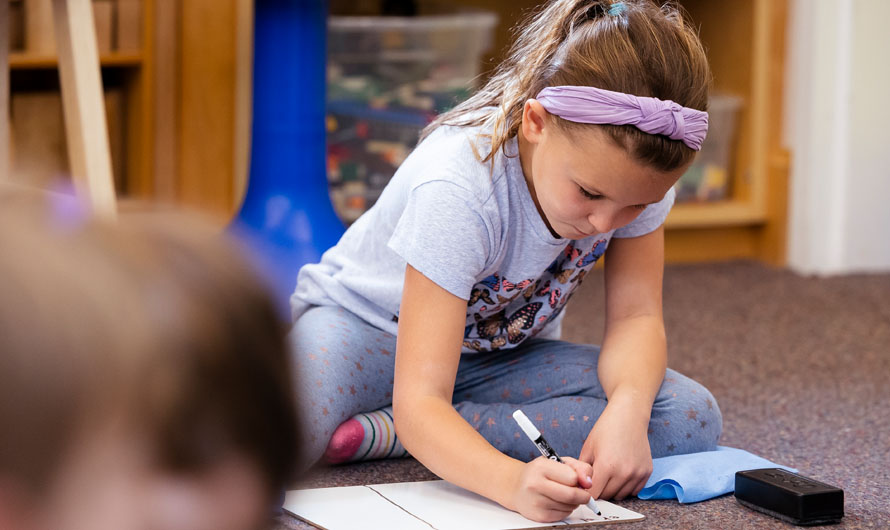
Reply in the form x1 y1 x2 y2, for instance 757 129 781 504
323 406 408 464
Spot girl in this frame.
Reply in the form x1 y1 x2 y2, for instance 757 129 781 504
290 0 722 523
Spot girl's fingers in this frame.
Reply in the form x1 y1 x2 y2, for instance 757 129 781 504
632 475 649 497
540 478 593 507
588 462 608 499
561 457 594 488
594 470 622 500
538 458 582 486
613 478 639 500
536 507 576 523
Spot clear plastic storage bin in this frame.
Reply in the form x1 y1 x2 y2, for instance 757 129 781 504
675 94 743 202
326 10 498 223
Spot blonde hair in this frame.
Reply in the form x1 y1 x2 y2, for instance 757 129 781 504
421 0 710 171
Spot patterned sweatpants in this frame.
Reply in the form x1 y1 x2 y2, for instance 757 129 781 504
289 305 722 468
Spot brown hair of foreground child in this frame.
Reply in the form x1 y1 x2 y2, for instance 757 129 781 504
0 189 298 530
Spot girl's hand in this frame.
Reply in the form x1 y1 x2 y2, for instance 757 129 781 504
510 456 594 522
579 401 653 501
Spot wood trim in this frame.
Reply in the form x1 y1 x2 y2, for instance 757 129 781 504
232 0 253 212
760 149 790 265
666 199 767 229
747 0 769 216
665 226 761 263
1 0 10 181
759 0 790 266
51 0 117 217
131 0 156 197
178 0 236 220
9 51 142 68
152 0 179 202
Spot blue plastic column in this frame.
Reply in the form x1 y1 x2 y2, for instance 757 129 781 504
232 0 344 316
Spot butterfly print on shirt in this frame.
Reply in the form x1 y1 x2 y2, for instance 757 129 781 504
504 302 543 344
576 239 608 268
502 278 533 292
479 273 501 292
546 256 574 284
548 288 561 308
522 283 537 301
496 294 516 305
564 242 581 260
474 311 502 340
472 302 543 346
468 287 495 306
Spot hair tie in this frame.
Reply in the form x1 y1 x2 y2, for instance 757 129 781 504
608 2 627 16
535 85 709 150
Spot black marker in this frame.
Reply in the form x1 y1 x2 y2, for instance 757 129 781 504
512 409 601 516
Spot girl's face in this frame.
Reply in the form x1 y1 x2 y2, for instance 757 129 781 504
518 100 689 240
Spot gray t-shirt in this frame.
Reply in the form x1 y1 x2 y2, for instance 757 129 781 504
291 124 675 353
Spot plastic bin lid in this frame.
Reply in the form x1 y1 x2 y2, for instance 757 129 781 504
328 10 498 31
708 93 744 111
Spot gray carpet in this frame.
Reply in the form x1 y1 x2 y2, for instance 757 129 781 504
276 261 890 529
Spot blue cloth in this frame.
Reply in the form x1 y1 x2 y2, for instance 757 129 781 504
638 446 796 503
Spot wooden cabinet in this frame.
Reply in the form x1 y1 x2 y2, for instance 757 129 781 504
664 0 790 265
5 0 155 199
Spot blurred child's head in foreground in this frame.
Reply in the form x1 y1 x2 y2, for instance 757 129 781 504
0 189 298 530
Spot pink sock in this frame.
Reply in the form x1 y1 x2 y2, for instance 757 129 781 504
323 407 407 464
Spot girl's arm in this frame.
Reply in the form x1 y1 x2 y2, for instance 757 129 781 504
393 264 593 522
579 225 668 500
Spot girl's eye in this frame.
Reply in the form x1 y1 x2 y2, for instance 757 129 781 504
579 186 602 200
633 204 648 210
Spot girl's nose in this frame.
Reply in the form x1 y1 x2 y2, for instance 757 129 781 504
588 209 619 234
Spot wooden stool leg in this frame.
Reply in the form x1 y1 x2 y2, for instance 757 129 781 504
52 0 117 218
1 0 10 181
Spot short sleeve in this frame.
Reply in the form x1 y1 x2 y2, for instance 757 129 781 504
387 180 492 300
613 187 676 238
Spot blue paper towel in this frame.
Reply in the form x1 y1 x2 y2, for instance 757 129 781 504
637 446 796 503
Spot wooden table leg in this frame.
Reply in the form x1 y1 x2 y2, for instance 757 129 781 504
52 0 117 218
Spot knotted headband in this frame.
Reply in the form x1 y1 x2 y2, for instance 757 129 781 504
535 85 709 151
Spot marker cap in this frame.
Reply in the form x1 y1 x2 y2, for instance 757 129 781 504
512 410 541 440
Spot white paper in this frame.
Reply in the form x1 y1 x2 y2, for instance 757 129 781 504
284 479 644 530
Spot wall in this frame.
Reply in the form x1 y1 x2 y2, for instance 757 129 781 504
785 0 890 274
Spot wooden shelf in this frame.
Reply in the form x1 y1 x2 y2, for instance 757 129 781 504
666 199 767 229
6 0 155 203
9 51 143 69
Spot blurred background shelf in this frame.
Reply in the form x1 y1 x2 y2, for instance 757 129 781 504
5 0 154 201
4 0 790 265
664 0 789 264
9 51 143 68
665 200 768 230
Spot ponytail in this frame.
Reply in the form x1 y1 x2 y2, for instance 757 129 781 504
421 0 710 172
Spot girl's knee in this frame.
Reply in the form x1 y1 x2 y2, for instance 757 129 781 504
650 374 723 456
685 387 722 452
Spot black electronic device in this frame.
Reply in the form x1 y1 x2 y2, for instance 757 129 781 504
735 468 844 526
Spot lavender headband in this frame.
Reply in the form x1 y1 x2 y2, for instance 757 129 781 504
536 86 709 150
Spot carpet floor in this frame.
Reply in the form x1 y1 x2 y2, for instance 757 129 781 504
276 261 890 529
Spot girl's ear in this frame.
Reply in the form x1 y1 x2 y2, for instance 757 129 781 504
521 99 549 144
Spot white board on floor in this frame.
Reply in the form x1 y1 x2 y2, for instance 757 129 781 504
283 479 644 529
